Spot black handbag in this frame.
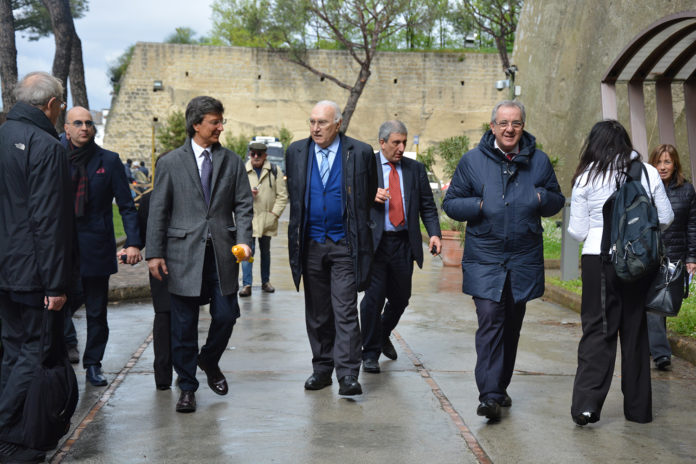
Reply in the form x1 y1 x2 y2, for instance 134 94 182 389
645 257 689 317
0 308 79 451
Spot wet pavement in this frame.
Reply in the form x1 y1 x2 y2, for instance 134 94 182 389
53 222 696 463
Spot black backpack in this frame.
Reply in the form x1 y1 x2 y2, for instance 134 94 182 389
601 159 662 282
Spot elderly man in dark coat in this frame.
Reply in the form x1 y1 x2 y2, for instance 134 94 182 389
443 100 564 421
285 100 377 396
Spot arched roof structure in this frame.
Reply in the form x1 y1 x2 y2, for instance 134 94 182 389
601 11 696 174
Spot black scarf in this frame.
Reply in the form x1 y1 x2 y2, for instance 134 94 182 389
69 140 97 218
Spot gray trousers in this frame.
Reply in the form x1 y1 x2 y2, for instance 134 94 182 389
302 238 361 380
646 313 671 360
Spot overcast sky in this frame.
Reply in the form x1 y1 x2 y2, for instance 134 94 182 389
13 0 216 111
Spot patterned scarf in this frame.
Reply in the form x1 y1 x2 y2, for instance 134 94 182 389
69 140 97 218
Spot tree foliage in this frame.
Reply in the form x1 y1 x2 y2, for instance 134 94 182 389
12 0 88 40
156 110 187 153
164 26 210 45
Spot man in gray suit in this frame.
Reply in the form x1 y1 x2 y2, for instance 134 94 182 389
146 96 253 413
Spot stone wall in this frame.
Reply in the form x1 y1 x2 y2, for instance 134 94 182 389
104 43 505 179
513 0 694 192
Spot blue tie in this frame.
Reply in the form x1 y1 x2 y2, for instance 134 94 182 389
319 148 330 187
201 150 212 205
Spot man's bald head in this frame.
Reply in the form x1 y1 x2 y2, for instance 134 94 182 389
64 106 95 147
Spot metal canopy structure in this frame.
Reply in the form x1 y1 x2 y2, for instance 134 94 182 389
601 11 696 176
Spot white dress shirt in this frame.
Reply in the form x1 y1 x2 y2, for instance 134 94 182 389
191 139 212 176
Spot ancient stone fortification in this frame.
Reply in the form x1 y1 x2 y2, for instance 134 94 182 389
104 43 505 177
513 0 694 192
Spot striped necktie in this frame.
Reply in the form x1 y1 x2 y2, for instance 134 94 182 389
319 148 330 187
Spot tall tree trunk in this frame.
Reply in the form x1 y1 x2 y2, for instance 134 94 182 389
0 0 17 113
69 35 88 108
42 0 74 129
340 65 371 133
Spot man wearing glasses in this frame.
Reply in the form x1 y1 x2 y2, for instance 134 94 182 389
443 100 564 421
239 142 288 297
146 96 253 413
285 100 377 396
0 71 74 463
63 106 142 387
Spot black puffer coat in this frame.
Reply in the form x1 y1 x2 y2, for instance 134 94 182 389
661 178 696 264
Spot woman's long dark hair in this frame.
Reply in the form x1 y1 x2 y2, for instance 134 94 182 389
572 119 636 187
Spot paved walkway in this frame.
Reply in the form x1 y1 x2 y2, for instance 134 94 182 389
53 224 696 463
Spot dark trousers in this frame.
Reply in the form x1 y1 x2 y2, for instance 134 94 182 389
0 296 51 429
360 233 413 360
241 236 271 286
63 279 85 348
170 244 239 392
82 275 110 368
473 274 526 404
303 238 361 380
150 273 172 388
572 256 652 423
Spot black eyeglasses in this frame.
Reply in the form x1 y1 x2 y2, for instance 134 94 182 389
249 152 265 157
69 120 95 128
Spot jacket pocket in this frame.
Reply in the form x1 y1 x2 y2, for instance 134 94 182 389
467 221 492 237
167 227 187 238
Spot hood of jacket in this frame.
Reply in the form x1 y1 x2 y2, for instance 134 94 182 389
7 101 59 139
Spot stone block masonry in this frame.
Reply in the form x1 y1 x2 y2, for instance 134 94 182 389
105 43 505 179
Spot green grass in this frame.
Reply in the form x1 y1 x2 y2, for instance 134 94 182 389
548 276 582 294
113 203 125 239
542 218 562 260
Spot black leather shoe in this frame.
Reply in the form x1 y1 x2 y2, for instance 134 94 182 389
476 399 501 420
573 411 599 426
198 359 228 396
655 356 671 371
86 365 107 387
304 373 332 390
156 384 171 391
363 358 381 373
176 391 196 413
501 392 512 407
382 338 398 360
338 375 362 396
0 442 45 463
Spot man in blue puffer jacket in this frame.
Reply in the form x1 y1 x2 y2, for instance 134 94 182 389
443 100 564 421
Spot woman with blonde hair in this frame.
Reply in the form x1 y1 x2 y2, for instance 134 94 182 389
646 144 696 370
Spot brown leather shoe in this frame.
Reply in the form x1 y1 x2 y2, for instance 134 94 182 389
261 282 275 293
198 359 228 395
176 391 196 413
239 285 251 297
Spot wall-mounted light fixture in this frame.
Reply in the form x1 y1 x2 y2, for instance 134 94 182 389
153 80 164 92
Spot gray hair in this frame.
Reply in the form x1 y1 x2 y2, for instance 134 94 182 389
378 120 408 143
315 100 342 123
491 100 526 124
13 71 64 107
185 96 225 138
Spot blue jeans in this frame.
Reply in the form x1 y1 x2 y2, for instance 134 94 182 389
242 236 271 286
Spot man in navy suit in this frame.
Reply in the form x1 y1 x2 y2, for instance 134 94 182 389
64 106 142 386
360 121 441 373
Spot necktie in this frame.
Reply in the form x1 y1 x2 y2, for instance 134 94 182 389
319 148 330 187
201 150 212 205
506 153 515 161
388 162 405 227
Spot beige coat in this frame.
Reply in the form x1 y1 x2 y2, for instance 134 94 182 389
246 159 288 237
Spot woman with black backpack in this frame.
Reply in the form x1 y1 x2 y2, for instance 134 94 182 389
566 120 673 426
646 144 696 371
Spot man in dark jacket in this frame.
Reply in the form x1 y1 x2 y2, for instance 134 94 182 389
443 100 564 421
64 106 142 387
286 100 377 396
360 120 441 373
0 71 73 463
